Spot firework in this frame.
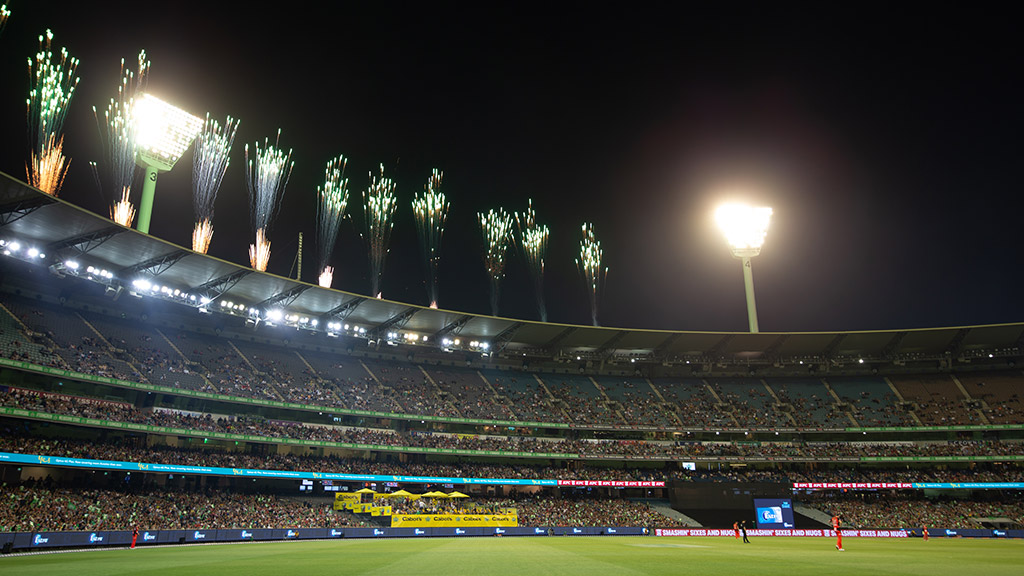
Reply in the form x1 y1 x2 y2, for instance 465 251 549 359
478 208 514 316
26 30 80 195
576 222 608 327
361 164 397 298
412 169 448 308
193 219 214 254
30 136 68 195
244 130 294 271
110 187 135 227
1 5 11 38
515 199 550 321
192 114 240 253
315 155 350 288
91 50 149 225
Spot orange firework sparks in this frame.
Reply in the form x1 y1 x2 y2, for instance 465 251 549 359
110 187 136 226
249 228 271 271
192 219 214 254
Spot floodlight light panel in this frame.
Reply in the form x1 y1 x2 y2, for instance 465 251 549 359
134 93 203 169
715 204 773 251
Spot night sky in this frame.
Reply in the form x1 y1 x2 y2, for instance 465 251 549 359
1 3 1021 332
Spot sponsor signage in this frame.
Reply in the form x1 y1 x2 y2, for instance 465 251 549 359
754 498 794 529
391 514 518 528
0 451 565 487
911 483 1024 489
656 529 909 538
793 482 1024 490
793 483 913 489
217 529 272 541
557 480 665 487
0 526 1015 551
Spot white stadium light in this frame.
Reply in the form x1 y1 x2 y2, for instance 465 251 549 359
715 203 773 333
132 93 203 234
715 204 772 256
134 93 204 170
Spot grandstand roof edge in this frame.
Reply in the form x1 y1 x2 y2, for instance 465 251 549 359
2 174 1023 358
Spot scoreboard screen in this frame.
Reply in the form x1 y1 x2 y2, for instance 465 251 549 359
753 498 794 529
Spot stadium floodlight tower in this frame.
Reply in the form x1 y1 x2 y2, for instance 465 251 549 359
715 203 773 333
133 93 203 234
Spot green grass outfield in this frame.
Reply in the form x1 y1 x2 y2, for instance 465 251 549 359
2 536 1022 576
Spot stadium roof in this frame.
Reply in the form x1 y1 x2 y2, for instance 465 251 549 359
2 172 1022 369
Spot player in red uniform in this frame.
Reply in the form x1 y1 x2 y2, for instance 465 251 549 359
734 521 740 540
832 515 843 551
922 526 929 541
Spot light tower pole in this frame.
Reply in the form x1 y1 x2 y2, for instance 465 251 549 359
133 93 203 234
715 204 773 333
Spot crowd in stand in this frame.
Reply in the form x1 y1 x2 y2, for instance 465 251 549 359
656 387 724 427
3 388 1021 462
292 485 1024 533
509 496 684 528
0 480 689 532
386 497 517 518
4 478 1022 532
805 492 1024 529
0 434 660 483
2 428 1022 533
0 484 367 532
389 498 464 516
2 478 1020 533
488 377 565 422
914 398 987 426
4 298 1024 532
3 297 1023 431
2 434 1023 486
547 380 622 426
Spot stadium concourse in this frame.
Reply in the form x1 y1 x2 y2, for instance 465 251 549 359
0 179 1022 550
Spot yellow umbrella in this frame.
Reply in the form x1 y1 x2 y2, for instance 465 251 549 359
389 489 413 497
447 491 470 498
422 491 448 498
355 487 376 494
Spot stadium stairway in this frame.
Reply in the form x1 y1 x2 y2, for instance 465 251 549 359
642 500 701 527
793 503 833 527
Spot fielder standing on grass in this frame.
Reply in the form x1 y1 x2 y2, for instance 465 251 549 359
832 514 844 551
